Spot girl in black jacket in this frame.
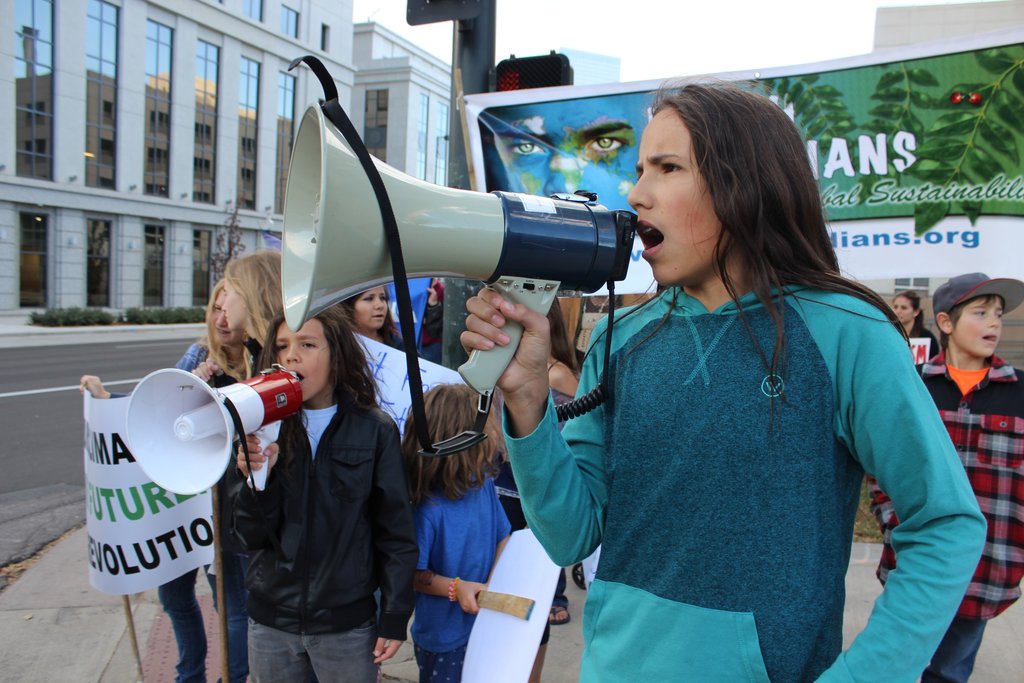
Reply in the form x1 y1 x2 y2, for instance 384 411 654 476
232 305 418 683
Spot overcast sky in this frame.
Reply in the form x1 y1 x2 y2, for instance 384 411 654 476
352 0 988 82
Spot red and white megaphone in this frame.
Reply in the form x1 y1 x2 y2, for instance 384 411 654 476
125 366 302 495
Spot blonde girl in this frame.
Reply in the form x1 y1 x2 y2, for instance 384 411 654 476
220 250 283 377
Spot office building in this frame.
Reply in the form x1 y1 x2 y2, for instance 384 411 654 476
1 0 452 312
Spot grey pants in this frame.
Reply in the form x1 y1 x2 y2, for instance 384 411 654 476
248 617 380 683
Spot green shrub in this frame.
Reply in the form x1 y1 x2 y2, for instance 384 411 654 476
29 307 116 326
121 307 205 324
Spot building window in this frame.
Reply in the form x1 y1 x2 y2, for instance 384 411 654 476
144 225 165 306
281 5 298 37
194 40 219 204
238 57 260 210
243 0 262 21
20 213 48 308
87 219 112 307
416 94 429 180
894 278 930 291
144 21 172 197
364 88 388 162
15 0 54 180
86 0 118 189
434 101 449 184
192 229 211 306
320 23 330 51
275 71 296 214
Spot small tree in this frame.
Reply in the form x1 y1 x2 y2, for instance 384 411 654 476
210 199 246 283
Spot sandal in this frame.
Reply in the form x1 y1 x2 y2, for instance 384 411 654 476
548 604 571 626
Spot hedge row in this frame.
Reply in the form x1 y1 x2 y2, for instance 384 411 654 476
30 306 205 327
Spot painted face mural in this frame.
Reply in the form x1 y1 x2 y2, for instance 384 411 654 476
480 92 652 210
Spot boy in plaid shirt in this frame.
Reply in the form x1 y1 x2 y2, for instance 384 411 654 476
869 272 1024 682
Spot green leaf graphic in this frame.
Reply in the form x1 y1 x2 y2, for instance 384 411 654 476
914 201 950 235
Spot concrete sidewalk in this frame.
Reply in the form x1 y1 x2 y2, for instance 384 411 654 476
1 533 1021 682
0 310 203 349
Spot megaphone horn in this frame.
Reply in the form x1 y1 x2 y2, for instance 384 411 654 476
125 368 302 495
282 104 637 395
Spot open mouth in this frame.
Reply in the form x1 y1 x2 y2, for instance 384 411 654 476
637 222 664 250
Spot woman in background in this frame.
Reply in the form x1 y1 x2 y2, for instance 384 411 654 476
343 286 402 349
892 289 938 360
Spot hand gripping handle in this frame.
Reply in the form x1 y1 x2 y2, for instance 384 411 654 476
247 420 281 491
458 277 560 396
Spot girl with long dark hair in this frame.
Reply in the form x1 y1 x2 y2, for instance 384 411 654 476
232 305 417 682
461 82 985 682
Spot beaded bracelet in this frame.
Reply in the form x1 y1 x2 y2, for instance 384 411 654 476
447 576 460 602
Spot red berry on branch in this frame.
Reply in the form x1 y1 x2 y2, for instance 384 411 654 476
950 91 965 104
968 92 983 106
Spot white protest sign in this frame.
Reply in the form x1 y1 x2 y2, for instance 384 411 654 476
464 529 560 683
84 394 214 595
909 337 933 365
357 335 464 434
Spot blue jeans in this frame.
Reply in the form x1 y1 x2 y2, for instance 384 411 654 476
157 551 250 683
248 618 378 683
921 616 988 683
552 567 568 608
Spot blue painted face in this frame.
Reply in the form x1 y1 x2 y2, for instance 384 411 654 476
481 92 652 211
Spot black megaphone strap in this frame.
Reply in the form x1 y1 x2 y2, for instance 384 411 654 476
289 55 437 455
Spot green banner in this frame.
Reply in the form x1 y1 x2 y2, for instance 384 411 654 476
763 42 1024 233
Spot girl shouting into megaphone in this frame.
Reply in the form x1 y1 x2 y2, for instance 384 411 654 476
460 82 986 683
231 305 417 683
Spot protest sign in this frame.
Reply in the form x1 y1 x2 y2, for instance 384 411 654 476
357 334 464 435
84 394 214 595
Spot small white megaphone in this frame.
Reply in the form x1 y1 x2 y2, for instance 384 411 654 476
125 367 303 495
282 104 636 395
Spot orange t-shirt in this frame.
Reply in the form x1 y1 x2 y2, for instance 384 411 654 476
946 365 990 397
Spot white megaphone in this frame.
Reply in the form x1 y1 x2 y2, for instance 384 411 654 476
125 367 303 495
282 104 636 395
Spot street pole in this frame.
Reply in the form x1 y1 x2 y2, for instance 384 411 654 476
441 0 496 369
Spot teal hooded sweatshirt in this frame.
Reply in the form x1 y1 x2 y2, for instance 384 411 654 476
505 287 985 682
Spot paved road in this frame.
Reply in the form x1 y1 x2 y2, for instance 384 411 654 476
0 333 196 570
0 338 189 493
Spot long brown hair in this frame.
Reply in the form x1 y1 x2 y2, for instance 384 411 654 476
258 305 380 466
893 290 926 338
649 82 901 376
341 287 399 343
402 384 501 505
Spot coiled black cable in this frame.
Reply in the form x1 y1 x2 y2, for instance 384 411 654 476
556 383 606 421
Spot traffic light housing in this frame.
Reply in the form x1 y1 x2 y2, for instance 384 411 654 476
494 52 573 91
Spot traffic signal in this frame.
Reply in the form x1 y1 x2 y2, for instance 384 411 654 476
494 52 573 91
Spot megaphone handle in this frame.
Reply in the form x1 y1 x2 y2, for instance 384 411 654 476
249 421 282 491
458 277 560 396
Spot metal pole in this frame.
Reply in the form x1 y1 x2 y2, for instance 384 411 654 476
441 0 497 369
